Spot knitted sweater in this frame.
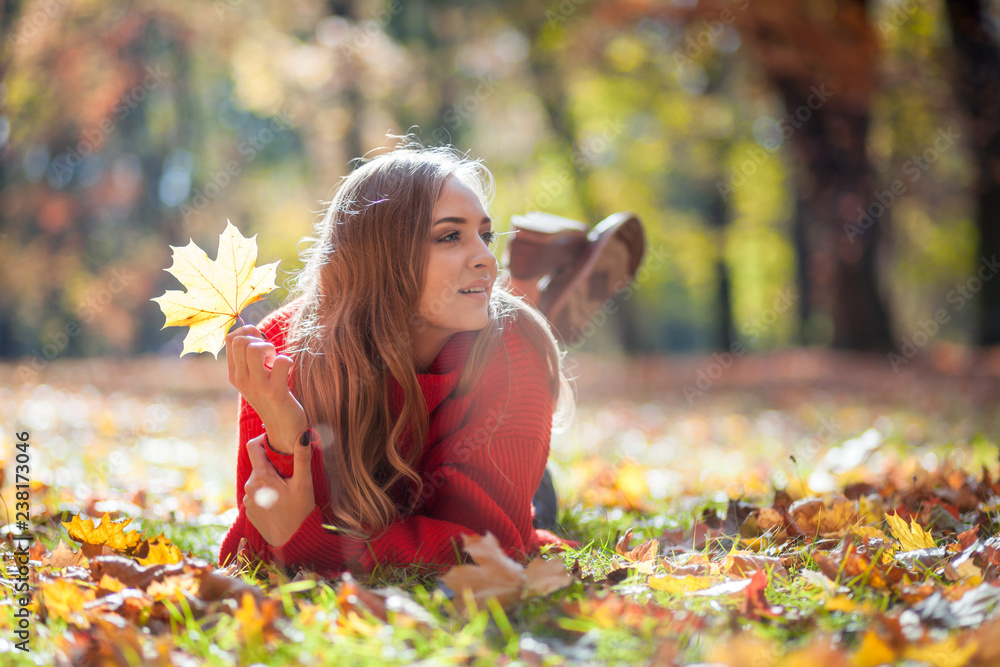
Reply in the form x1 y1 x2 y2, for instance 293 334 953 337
218 296 574 577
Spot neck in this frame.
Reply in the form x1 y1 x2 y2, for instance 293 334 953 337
412 329 451 373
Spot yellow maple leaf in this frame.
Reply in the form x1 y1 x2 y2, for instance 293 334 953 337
851 630 895 667
146 573 200 601
98 574 126 593
151 220 279 358
135 534 184 566
62 512 143 551
39 579 96 627
648 575 721 594
884 512 936 551
903 637 978 667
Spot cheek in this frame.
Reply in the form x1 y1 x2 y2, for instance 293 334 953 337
417 265 454 315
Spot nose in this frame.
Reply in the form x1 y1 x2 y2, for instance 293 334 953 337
470 236 498 275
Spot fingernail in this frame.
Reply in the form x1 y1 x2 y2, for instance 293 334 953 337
259 330 269 341
299 430 312 447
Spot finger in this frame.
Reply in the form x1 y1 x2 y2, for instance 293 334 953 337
226 334 236 386
271 354 294 389
240 324 267 341
226 324 265 347
246 435 269 471
225 326 256 386
228 325 267 387
247 436 283 487
231 334 256 391
291 429 316 486
246 341 276 386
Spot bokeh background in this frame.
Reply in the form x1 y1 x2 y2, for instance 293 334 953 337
3 0 1000 360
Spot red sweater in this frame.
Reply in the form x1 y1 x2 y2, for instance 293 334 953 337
218 297 574 577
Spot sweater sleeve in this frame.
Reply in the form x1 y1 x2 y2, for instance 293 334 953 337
217 300 331 571
259 326 555 576
217 393 336 570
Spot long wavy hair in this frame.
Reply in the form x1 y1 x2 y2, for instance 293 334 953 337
281 141 575 540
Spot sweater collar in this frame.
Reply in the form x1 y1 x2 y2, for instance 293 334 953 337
388 329 479 415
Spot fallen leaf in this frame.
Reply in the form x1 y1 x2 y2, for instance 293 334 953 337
524 556 574 597
40 539 89 568
851 630 896 667
133 534 184 566
648 574 722 594
63 513 143 553
38 578 97 627
741 569 783 620
902 637 978 667
439 532 570 613
233 590 284 646
726 551 789 579
885 512 936 551
789 495 858 538
615 528 659 563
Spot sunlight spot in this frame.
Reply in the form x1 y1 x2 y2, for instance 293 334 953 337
254 486 278 509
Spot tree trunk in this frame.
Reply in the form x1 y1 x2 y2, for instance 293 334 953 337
612 0 896 349
943 0 1000 345
735 0 895 350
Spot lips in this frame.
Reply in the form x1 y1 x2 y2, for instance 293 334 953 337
458 278 491 294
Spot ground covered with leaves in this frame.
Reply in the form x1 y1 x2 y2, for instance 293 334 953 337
1 350 1000 666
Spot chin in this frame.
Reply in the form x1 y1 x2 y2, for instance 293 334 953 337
458 314 490 332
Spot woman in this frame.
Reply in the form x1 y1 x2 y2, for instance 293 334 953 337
218 142 577 577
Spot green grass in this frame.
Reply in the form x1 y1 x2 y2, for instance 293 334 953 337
3 371 1000 665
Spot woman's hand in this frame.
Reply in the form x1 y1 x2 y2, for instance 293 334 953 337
243 434 317 548
225 324 308 454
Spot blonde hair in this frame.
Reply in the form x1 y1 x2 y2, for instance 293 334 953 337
281 139 575 539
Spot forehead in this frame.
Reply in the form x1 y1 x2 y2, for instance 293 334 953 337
434 176 486 214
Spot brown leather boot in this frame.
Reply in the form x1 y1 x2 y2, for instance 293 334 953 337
503 211 646 347
502 212 590 306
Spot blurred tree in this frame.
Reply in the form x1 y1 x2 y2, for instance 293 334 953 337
640 0 895 350
0 0 23 356
0 0 985 360
943 0 1000 345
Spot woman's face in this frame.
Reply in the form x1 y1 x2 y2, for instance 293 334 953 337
411 176 499 366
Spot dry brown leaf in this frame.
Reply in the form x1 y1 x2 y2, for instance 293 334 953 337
789 495 858 538
439 532 570 613
615 527 659 563
726 551 789 580
41 539 89 568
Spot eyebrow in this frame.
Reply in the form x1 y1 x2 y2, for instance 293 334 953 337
433 216 492 226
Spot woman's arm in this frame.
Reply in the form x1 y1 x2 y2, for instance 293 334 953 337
263 331 555 576
272 430 551 575
218 394 334 570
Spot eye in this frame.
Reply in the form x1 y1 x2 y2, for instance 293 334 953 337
437 230 498 245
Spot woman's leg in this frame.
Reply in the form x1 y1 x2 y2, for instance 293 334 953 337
531 467 558 530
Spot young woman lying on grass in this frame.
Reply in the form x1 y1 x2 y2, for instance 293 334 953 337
218 142 577 578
